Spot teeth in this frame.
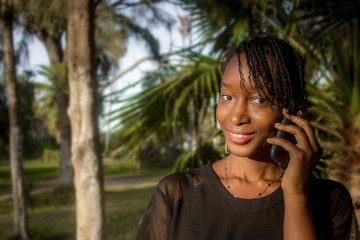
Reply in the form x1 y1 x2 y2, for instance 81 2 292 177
231 133 248 138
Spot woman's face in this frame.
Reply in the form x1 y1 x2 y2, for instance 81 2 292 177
216 54 281 160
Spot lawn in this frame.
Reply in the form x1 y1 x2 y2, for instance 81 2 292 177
0 160 168 240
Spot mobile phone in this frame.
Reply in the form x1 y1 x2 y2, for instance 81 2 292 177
270 101 297 170
270 117 296 170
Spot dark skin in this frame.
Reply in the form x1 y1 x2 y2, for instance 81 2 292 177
213 54 322 239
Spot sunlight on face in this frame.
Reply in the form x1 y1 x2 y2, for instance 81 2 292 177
216 54 281 160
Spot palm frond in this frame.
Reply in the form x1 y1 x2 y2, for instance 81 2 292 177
298 0 360 37
179 0 256 53
171 140 222 172
107 51 221 162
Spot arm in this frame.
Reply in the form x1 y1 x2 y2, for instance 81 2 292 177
137 187 170 240
268 109 322 240
328 182 360 240
283 192 317 240
137 173 186 240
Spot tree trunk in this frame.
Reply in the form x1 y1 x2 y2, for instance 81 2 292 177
37 33 73 185
57 92 72 184
67 0 105 239
1 0 30 239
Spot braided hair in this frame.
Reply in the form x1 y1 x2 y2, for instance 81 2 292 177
221 36 307 116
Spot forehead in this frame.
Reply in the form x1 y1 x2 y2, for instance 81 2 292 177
221 54 257 90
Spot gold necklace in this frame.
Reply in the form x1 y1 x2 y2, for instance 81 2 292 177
223 158 284 198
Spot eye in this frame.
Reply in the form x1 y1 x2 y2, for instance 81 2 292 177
251 96 268 105
221 94 233 101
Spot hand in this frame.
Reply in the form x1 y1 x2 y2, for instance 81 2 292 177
267 109 323 195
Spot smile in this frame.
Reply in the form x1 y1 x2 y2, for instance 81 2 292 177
227 131 255 145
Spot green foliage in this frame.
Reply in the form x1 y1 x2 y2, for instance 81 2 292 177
181 0 262 52
21 0 67 36
0 186 76 240
172 140 222 172
95 1 128 79
108 0 360 179
110 0 175 60
39 147 59 163
306 25 360 184
298 0 359 37
33 65 63 138
311 27 359 116
105 186 156 240
108 51 221 167
17 70 48 157
0 160 162 239
1 160 58 181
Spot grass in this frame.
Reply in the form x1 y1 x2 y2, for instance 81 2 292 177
0 159 167 240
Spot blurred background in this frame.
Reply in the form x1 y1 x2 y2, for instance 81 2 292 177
0 0 359 239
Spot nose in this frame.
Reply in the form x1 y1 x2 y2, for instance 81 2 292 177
230 100 250 125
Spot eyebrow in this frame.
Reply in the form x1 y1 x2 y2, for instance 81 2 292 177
221 82 232 88
221 81 257 90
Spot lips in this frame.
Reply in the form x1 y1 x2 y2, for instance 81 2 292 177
227 131 255 145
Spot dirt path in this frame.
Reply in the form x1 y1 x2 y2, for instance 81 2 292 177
105 176 161 186
0 176 161 201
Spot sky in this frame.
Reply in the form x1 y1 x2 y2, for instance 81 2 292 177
16 3 188 131
19 3 188 97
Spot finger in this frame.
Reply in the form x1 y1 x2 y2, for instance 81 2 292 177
273 122 311 151
271 122 318 169
267 135 298 153
283 109 321 154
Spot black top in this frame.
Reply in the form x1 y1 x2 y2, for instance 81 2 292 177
137 163 360 240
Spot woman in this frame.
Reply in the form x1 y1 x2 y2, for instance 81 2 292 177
137 36 359 239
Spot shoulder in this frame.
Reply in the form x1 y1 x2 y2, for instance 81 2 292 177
309 178 351 200
309 179 359 239
308 178 353 214
156 167 204 202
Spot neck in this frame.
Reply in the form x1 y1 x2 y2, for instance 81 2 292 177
224 154 281 182
222 156 284 198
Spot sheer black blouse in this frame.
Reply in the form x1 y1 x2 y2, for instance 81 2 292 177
137 163 360 240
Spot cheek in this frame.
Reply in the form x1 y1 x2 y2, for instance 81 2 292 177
216 104 227 126
249 110 281 130
216 104 222 122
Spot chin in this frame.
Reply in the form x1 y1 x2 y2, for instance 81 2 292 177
229 144 271 159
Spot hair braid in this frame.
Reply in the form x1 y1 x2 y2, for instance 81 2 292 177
267 38 293 108
253 42 277 105
220 35 307 116
236 45 245 88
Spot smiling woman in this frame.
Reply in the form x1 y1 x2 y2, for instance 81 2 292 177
136 35 359 240
217 54 281 159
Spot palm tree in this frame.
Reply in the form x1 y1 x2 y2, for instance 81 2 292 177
108 50 222 170
111 0 360 193
67 0 177 237
262 0 360 216
19 0 72 184
18 0 175 184
106 0 264 169
33 65 62 140
307 26 360 210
